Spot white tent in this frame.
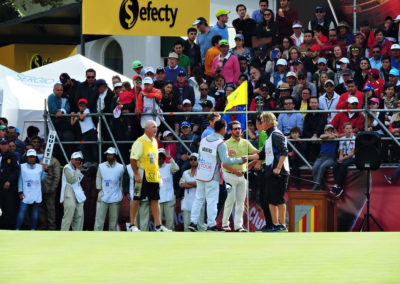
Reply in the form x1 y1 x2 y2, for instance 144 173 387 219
21 54 132 96
0 76 46 138
0 55 131 138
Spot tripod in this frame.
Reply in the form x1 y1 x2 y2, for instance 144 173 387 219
358 169 384 232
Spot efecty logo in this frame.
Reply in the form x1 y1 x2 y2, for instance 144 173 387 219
119 0 178 30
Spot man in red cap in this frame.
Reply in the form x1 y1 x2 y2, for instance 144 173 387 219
364 68 385 97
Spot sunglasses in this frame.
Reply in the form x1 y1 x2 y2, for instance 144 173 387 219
325 84 334 88
350 102 358 105
87 76 95 79
372 51 380 54
284 102 294 105
232 127 242 131
264 13 271 16
315 10 323 13
190 158 197 161
200 88 208 91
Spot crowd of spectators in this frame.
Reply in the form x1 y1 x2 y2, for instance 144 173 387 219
1 1 400 231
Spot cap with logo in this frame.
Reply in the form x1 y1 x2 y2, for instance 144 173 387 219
193 17 207 26
104 147 117 155
26 149 37 157
216 9 230 17
132 60 143 69
71 151 84 159
178 70 187 77
156 67 165 73
180 121 191 128
260 83 269 90
347 97 359 104
219 39 229 46
143 77 154 85
369 68 380 78
200 100 213 108
59 73 70 84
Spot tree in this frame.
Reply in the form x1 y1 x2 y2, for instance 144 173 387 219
0 1 20 22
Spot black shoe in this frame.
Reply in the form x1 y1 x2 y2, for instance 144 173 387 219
188 223 198 232
384 175 392 185
206 226 225 232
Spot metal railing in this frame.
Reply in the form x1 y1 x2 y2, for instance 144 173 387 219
44 100 400 168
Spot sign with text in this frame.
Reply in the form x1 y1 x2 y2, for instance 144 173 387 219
83 0 210 37
43 130 57 165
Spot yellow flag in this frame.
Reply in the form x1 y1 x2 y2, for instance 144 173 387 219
223 81 248 114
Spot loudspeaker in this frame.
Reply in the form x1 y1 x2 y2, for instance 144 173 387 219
355 131 382 171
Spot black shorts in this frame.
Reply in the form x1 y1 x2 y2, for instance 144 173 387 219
133 171 160 201
265 174 288 205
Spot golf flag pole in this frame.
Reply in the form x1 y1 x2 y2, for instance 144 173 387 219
246 97 250 232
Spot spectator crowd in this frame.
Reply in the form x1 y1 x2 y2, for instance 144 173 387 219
1 0 400 231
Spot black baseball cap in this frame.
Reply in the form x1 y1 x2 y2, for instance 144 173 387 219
59 73 70 84
200 100 213 108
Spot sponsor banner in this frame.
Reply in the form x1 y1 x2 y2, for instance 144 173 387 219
83 0 210 37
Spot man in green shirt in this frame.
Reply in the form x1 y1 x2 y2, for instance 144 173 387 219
174 41 191 76
222 121 259 232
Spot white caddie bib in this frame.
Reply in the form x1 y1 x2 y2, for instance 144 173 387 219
159 163 174 203
140 95 161 127
60 163 86 203
265 129 289 172
99 162 124 203
196 137 223 182
21 163 43 204
181 170 197 211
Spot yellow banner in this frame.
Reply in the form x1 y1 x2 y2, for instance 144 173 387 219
82 0 210 36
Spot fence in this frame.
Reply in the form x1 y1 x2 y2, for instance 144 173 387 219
43 99 400 168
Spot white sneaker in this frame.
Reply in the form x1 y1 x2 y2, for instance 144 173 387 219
155 225 172 232
128 225 141 232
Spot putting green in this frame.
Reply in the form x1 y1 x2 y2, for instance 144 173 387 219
0 231 399 283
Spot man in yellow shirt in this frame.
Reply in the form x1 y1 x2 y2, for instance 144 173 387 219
222 121 259 232
128 120 171 232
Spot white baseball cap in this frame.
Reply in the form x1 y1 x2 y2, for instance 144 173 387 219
104 147 117 154
292 23 302 28
287 71 297 78
71 152 84 159
163 130 172 137
347 96 359 104
143 77 153 85
144 67 155 74
182 99 192 105
158 148 166 154
26 149 37 157
276 58 288 66
339 57 350 64
190 153 199 159
391 44 400 50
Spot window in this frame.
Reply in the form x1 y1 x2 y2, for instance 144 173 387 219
104 40 123 73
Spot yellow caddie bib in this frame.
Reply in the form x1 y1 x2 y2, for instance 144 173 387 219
137 136 160 183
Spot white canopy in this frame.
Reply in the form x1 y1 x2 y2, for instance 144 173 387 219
0 54 131 138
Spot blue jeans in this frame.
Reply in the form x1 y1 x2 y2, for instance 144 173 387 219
16 201 39 230
312 154 336 186
391 165 400 181
333 157 355 187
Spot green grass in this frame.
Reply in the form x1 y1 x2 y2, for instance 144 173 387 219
1 231 399 283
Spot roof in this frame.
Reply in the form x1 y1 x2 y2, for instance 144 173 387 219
0 3 105 47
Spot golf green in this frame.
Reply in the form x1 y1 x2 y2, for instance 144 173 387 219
1 231 399 283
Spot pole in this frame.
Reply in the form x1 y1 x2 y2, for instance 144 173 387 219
353 0 357 33
80 4 85 55
246 107 250 232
